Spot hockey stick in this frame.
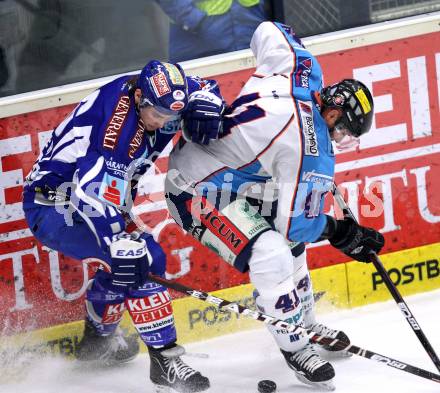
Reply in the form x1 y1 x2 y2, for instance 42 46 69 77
332 183 440 373
148 273 440 384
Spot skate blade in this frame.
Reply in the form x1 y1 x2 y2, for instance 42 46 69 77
153 384 184 393
153 383 210 393
184 351 210 359
154 385 172 393
296 374 336 391
74 354 138 370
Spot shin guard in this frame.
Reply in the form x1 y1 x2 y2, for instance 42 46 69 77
126 282 177 347
85 275 127 336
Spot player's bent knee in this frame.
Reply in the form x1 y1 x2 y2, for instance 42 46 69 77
249 230 295 298
84 278 127 334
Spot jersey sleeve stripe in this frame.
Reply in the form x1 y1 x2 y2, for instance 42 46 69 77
282 41 305 241
286 98 304 240
195 166 229 186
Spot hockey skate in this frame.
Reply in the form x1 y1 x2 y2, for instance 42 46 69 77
281 343 335 391
149 344 210 393
75 319 140 366
310 323 352 358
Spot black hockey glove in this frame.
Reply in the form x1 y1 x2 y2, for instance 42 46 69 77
181 90 225 145
325 216 384 262
109 233 150 288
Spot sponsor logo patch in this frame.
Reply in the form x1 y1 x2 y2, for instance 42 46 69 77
160 119 180 134
164 63 184 85
355 88 372 114
188 197 247 255
333 93 345 106
299 101 319 156
102 303 126 324
151 72 171 98
128 119 146 159
170 101 185 111
173 90 186 100
372 259 440 290
301 170 333 185
126 293 174 332
103 95 130 150
98 173 128 207
188 295 256 329
295 56 313 89
105 158 128 177
189 223 205 240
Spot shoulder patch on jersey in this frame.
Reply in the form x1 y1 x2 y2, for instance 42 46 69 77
299 101 319 156
295 57 313 89
103 95 131 150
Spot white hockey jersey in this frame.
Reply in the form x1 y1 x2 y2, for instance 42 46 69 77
168 21 335 243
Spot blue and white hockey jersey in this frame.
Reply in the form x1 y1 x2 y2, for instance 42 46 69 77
23 73 221 249
168 22 335 243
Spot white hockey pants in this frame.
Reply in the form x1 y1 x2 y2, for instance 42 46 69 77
250 230 316 353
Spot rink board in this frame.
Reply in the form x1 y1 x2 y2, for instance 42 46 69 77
1 241 439 357
1 13 440 356
347 242 440 307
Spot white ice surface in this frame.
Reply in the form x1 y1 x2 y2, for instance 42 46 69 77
1 289 439 393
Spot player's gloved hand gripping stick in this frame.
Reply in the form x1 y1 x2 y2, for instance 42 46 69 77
332 183 440 373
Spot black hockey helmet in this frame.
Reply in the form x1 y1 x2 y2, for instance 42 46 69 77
321 79 374 137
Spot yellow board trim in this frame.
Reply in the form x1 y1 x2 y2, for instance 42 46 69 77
347 242 440 307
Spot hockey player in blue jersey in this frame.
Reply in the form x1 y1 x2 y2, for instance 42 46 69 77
23 60 224 392
164 22 384 390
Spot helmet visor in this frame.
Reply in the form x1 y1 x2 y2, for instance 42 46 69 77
139 95 180 120
332 121 359 151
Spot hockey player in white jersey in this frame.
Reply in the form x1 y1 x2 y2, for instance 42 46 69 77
165 22 384 390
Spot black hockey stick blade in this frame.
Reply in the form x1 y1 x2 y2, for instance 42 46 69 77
148 274 440 384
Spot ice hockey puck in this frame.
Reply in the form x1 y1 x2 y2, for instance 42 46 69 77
257 379 277 393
